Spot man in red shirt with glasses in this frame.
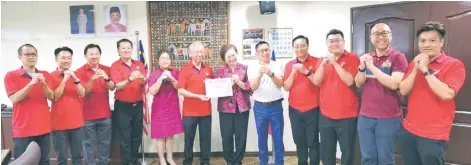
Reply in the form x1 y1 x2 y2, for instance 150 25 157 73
4 44 54 165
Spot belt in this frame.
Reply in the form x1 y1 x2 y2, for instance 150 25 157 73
256 98 283 106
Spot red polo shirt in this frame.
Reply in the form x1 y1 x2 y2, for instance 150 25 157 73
110 59 146 103
4 67 52 137
403 52 466 141
50 70 85 131
76 64 111 120
178 62 214 117
284 55 320 112
318 51 360 119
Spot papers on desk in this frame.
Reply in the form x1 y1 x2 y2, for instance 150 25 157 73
205 78 233 98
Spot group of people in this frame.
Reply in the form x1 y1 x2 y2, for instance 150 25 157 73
4 20 465 165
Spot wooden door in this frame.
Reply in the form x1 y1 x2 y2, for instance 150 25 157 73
352 1 471 165
431 2 471 164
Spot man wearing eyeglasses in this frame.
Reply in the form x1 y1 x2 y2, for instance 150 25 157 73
313 29 360 165
248 41 285 165
283 35 320 165
354 23 408 165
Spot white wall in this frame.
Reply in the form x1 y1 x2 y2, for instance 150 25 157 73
1 1 393 155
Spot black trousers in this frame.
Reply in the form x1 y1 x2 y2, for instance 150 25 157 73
219 109 249 165
183 115 212 165
13 133 51 165
114 100 143 165
289 106 320 165
319 113 357 165
400 128 447 165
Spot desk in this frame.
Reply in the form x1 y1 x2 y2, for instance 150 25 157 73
1 149 11 165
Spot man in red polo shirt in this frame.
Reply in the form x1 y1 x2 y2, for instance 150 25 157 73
283 35 320 165
354 23 408 165
313 29 360 165
76 44 115 165
4 44 54 165
110 39 147 165
399 21 466 165
50 46 86 165
177 41 214 165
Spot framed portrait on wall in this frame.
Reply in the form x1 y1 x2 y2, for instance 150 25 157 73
103 5 127 36
269 28 293 59
69 5 95 36
242 28 264 59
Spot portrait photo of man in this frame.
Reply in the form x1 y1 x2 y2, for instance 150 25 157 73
104 5 127 33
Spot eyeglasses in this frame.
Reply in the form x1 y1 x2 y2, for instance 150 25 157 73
371 31 391 38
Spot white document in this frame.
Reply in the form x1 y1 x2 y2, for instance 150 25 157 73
205 78 233 98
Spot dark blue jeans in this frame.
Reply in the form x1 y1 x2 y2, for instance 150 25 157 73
254 101 285 165
399 128 447 165
358 115 402 165
83 118 112 165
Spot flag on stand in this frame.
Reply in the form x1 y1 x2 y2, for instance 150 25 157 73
268 49 276 135
137 40 150 136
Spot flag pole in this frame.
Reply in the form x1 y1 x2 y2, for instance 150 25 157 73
135 30 148 165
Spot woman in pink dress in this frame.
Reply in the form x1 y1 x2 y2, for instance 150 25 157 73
148 50 183 165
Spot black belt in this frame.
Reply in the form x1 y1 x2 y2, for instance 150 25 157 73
256 98 283 106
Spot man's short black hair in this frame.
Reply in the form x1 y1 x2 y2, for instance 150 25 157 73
255 41 269 50
292 35 309 46
326 29 344 40
84 44 102 56
416 21 446 39
18 44 37 56
54 47 74 57
117 38 133 49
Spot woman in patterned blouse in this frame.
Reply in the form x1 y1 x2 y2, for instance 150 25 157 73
215 44 252 165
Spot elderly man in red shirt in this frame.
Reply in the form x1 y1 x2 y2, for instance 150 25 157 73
177 41 214 165
313 29 360 165
4 44 54 165
399 21 466 165
110 38 147 165
354 23 408 165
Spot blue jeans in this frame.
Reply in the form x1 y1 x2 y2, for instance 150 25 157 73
254 101 285 165
358 115 402 165
83 118 112 165
52 127 84 165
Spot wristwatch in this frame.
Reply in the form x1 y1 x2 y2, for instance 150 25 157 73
305 71 312 76
104 77 111 82
423 69 432 76
358 66 367 72
74 80 81 84
268 72 275 77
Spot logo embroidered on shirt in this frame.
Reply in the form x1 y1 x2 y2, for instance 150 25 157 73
308 66 312 70
382 60 392 68
433 69 440 75
340 62 345 67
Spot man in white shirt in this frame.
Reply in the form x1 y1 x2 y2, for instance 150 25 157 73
248 41 285 165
